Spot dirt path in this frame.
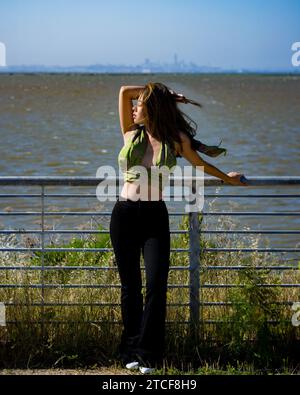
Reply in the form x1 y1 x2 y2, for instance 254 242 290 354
0 368 133 375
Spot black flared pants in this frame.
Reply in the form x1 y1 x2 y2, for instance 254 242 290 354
109 197 170 365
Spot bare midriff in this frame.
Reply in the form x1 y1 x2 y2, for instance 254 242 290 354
120 180 163 201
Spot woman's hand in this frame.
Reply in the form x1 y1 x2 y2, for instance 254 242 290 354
224 172 249 186
169 89 188 104
175 93 188 104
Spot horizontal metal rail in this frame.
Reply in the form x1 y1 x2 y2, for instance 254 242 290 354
0 265 187 271
2 320 293 325
0 193 300 198
0 210 299 216
0 229 299 235
0 284 190 289
0 175 299 186
3 301 293 307
0 283 299 289
0 265 297 271
0 247 188 252
0 247 299 253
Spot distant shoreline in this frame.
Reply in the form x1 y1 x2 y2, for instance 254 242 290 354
0 71 299 76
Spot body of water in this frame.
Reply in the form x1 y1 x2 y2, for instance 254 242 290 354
0 73 299 260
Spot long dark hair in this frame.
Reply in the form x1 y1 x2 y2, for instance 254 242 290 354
137 82 226 158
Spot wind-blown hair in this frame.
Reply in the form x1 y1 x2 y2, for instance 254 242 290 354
136 82 226 158
139 82 199 151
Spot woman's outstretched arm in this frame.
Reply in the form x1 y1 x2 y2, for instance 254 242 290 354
177 132 248 186
119 85 144 134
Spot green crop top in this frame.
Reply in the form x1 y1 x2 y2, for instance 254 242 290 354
118 127 177 191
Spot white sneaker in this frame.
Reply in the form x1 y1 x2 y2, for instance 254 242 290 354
139 366 155 374
125 361 139 370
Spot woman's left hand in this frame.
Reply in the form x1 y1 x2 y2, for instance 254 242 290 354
175 93 188 104
226 172 249 186
169 90 188 103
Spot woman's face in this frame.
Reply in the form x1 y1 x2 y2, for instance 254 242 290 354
132 97 147 125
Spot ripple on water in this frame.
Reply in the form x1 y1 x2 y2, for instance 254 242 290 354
47 162 63 167
72 161 90 165
56 167 77 174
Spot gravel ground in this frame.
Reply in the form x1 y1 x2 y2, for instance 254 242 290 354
0 368 132 375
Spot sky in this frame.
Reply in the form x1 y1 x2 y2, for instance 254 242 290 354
0 0 300 70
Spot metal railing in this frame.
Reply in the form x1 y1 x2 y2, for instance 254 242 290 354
0 176 299 329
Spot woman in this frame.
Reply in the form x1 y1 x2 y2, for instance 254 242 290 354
109 82 247 373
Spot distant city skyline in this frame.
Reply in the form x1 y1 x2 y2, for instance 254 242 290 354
1 54 299 74
1 52 300 74
1 0 300 71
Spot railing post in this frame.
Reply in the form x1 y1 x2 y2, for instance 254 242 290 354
41 185 45 339
188 179 201 338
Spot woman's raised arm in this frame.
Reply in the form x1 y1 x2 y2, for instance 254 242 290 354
118 85 144 134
